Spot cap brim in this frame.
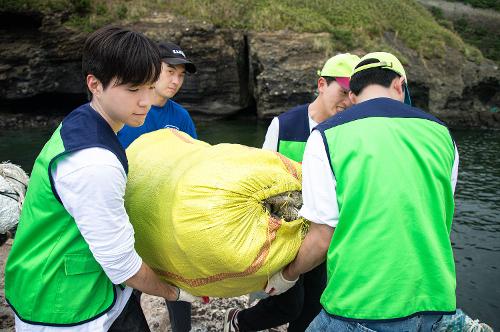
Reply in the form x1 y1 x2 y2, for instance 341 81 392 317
162 57 197 73
404 83 412 106
335 77 350 90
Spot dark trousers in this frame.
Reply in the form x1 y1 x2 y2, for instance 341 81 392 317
238 261 326 332
126 290 192 332
166 301 192 332
109 290 151 332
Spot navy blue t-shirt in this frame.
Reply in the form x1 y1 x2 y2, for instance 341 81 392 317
117 99 197 149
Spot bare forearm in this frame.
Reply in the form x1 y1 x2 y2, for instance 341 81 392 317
283 223 334 281
124 262 178 301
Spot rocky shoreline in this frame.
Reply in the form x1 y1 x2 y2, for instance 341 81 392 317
0 112 65 129
0 240 286 331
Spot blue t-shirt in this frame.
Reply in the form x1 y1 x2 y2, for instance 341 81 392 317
118 99 197 149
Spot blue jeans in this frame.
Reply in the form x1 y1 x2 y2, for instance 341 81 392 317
306 309 443 332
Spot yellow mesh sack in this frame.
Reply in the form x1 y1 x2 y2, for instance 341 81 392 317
125 129 306 297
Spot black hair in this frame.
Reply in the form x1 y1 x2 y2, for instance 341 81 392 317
321 76 337 86
349 58 400 96
82 25 161 100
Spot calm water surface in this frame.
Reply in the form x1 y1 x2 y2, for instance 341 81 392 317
0 118 499 329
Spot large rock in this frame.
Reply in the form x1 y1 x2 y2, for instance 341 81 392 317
249 30 500 126
248 31 332 118
0 9 499 127
134 13 249 116
0 11 86 100
0 11 249 116
383 31 500 128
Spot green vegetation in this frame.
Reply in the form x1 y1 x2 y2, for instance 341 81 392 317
1 0 91 15
428 5 499 64
0 0 483 61
163 0 482 60
453 19 500 64
0 0 153 31
445 0 500 11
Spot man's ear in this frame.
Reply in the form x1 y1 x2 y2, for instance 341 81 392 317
86 74 103 96
348 91 357 105
317 77 327 94
393 76 405 100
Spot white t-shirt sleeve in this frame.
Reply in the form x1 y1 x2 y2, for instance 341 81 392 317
451 144 459 194
51 147 142 285
299 130 339 227
262 117 279 151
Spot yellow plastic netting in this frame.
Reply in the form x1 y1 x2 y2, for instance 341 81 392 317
125 129 306 297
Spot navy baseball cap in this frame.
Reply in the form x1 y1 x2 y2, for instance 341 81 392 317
158 42 196 74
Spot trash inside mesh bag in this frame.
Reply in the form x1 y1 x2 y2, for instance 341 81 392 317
125 129 307 297
0 162 29 235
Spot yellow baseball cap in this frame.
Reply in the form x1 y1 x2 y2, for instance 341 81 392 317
317 53 360 90
351 52 412 105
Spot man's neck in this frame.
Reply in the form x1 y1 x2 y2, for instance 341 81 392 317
308 98 329 124
355 86 397 104
153 94 169 108
89 100 123 133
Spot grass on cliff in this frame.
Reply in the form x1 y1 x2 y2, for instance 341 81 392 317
0 0 138 27
0 0 482 61
164 0 481 60
445 0 500 11
429 5 500 64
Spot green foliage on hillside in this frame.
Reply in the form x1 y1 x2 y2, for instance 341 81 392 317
0 0 91 14
162 0 481 60
453 19 500 64
429 6 499 64
445 0 500 11
0 0 147 29
0 0 483 61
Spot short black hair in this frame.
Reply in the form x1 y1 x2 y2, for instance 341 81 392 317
321 76 336 86
82 25 161 100
349 58 400 96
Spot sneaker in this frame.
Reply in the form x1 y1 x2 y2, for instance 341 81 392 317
223 308 241 332
434 309 493 332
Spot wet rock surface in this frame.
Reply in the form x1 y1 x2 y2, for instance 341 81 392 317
0 242 286 331
141 293 287 331
1 240 14 331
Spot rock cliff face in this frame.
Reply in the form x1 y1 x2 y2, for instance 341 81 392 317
0 10 499 127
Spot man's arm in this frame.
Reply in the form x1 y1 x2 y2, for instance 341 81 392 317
125 262 191 301
52 148 201 302
266 130 339 293
262 117 279 151
178 107 198 139
283 222 333 281
451 144 459 194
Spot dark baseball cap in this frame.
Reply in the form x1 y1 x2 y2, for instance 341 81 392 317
158 42 196 74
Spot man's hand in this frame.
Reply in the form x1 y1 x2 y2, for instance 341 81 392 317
264 269 298 296
176 287 209 303
125 263 210 303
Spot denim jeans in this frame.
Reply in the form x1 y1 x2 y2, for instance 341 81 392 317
306 309 443 332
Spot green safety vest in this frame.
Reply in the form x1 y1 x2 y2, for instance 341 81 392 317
5 104 128 325
316 98 456 320
277 104 310 162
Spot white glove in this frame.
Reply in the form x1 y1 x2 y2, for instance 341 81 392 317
175 287 208 303
264 270 298 296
